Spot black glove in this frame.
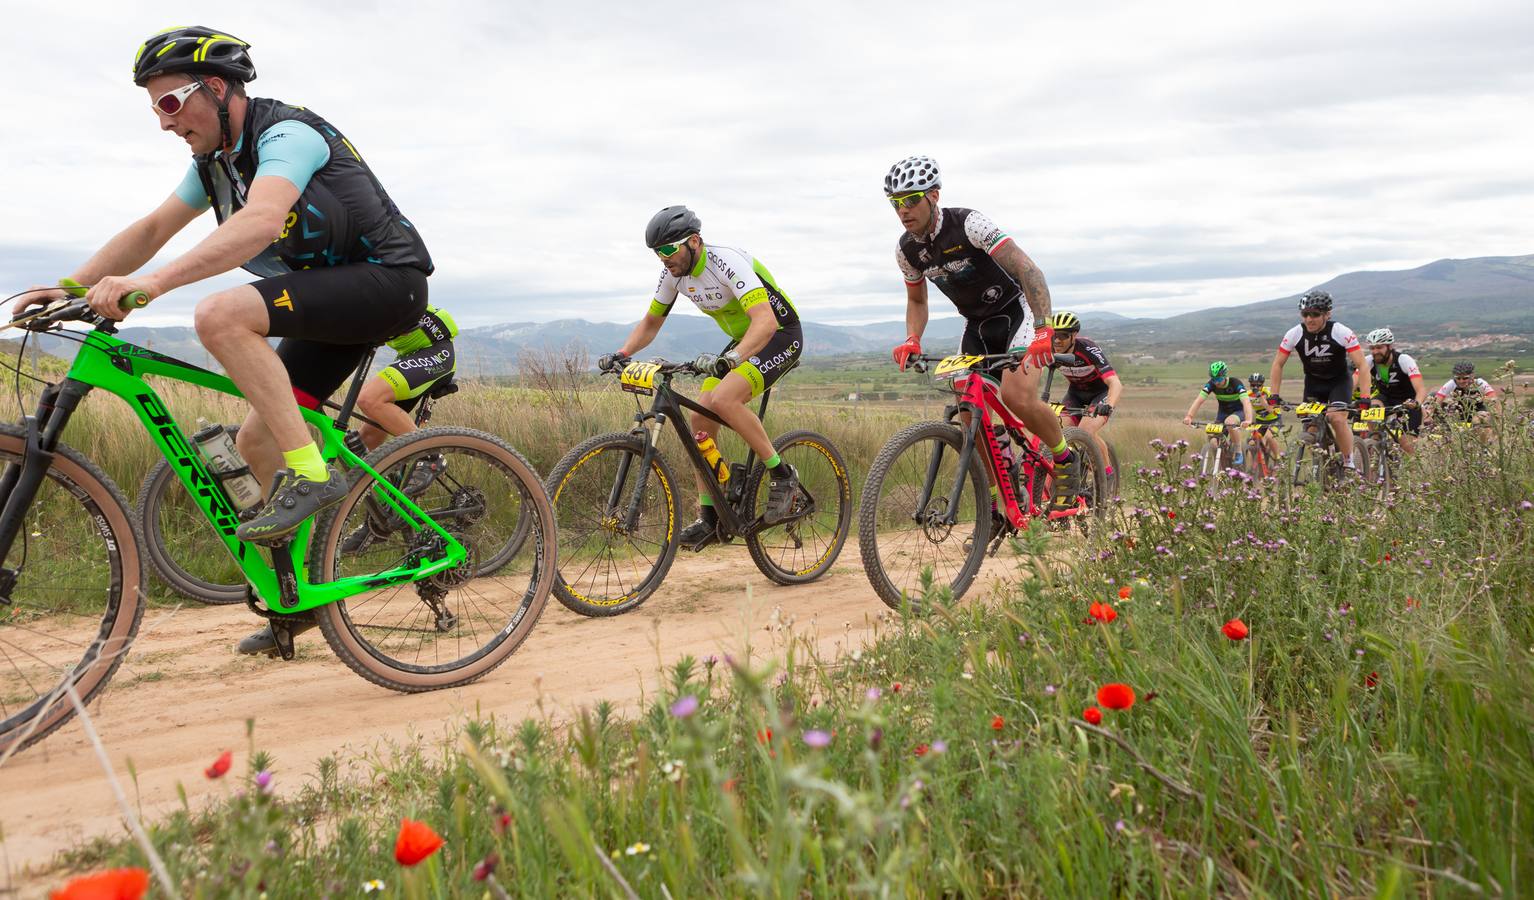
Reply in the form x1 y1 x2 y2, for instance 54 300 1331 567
693 352 733 378
598 351 630 373
1092 401 1113 418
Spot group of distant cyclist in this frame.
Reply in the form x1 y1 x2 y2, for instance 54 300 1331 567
1178 289 1502 472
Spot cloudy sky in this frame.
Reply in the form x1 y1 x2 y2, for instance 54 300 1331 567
1 0 1529 329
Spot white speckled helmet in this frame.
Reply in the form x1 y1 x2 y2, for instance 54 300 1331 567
884 155 942 194
1365 327 1394 346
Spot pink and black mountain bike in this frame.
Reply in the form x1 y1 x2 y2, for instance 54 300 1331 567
858 351 1107 609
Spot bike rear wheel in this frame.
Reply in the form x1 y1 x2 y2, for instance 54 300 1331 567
743 430 852 585
310 427 554 692
136 456 247 605
544 432 679 616
859 421 989 611
0 424 145 756
1061 426 1108 516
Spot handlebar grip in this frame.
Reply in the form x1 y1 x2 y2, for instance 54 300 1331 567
122 291 149 309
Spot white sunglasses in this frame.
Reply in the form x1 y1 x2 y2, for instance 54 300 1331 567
151 81 202 115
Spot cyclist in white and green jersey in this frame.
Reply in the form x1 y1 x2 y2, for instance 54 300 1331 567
602 206 805 547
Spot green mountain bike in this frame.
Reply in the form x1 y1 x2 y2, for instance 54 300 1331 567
0 296 554 755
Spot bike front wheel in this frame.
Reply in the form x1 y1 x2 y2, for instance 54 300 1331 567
743 430 852 585
0 424 146 756
310 427 555 692
859 420 989 611
135 455 247 605
544 432 680 616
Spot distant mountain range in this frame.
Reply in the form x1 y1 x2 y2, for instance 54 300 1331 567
21 254 1532 374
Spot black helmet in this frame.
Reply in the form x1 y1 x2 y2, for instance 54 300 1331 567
645 206 701 248
1453 362 1475 377
1249 373 1265 386
133 27 256 86
1298 289 1333 312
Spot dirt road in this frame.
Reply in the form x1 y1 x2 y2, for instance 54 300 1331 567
0 542 1026 883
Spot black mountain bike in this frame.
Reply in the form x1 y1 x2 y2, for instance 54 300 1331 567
544 358 852 617
136 378 460 604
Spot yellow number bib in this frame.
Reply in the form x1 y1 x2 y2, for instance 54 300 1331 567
1050 403 1066 417
933 354 984 378
1296 402 1327 416
1351 421 1370 433
620 361 661 395
1359 406 1385 421
1205 423 1226 435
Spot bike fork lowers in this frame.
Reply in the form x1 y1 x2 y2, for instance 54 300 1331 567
0 380 89 600
617 413 665 532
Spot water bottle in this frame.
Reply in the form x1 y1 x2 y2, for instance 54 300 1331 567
192 419 264 511
694 431 730 484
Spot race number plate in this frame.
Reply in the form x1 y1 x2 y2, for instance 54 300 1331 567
1050 403 1066 417
1352 421 1370 432
1296 402 1327 416
933 354 985 378
1205 423 1226 435
620 361 661 395
1359 406 1385 421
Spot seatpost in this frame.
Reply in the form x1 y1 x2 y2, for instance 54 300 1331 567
332 348 378 431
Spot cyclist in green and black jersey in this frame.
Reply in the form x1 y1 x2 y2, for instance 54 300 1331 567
1182 361 1255 465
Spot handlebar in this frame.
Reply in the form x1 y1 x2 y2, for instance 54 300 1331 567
904 350 1027 376
7 286 150 333
599 357 708 377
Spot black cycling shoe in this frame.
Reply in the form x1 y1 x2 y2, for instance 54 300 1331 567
403 453 447 497
235 614 318 657
340 521 384 555
1049 450 1080 510
679 515 719 550
235 467 349 546
763 465 802 525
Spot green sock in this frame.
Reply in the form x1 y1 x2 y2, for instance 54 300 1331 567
764 453 782 469
1050 439 1070 462
282 443 329 482
699 493 714 507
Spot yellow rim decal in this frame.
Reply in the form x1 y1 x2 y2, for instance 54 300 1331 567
557 443 676 606
781 440 846 576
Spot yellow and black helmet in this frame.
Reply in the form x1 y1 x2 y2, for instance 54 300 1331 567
134 27 256 86
1047 311 1081 333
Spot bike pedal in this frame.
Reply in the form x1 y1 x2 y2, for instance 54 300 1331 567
680 534 720 552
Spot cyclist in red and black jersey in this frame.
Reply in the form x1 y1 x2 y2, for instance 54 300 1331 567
883 156 1080 508
1044 312 1121 479
1267 290 1371 474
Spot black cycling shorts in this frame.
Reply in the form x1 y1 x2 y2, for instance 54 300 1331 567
1303 375 1353 407
705 324 804 397
1215 402 1247 421
1062 385 1108 424
959 297 1030 357
380 342 455 405
1402 407 1423 434
254 264 429 407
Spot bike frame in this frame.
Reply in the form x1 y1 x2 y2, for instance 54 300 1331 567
922 362 1066 531
612 366 778 541
0 323 465 614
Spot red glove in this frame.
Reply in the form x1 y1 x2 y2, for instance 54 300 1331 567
1023 326 1055 370
892 334 922 371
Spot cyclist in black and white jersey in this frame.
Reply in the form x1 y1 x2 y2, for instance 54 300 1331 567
1364 327 1427 453
1431 362 1500 427
883 156 1079 508
1267 290 1371 473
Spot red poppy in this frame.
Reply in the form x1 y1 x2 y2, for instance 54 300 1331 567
1117 586 1132 600
1221 618 1249 641
394 818 445 866
1082 707 1103 725
204 750 233 780
1166 511 1177 520
1405 597 1418 610
493 810 512 833
1365 671 1380 689
1097 683 1135 710
756 728 773 744
991 715 1005 731
722 777 739 793
1088 602 1117 624
892 682 902 693
1382 553 1392 563
472 853 499 882
50 868 149 900
914 743 929 757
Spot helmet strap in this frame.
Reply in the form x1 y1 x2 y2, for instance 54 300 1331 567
194 75 235 154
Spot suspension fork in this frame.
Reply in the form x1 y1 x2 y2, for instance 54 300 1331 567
0 380 92 593
617 403 667 533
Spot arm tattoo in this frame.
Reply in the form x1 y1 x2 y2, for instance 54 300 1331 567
996 243 1051 320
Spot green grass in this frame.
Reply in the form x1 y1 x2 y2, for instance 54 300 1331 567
36 391 1534 897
